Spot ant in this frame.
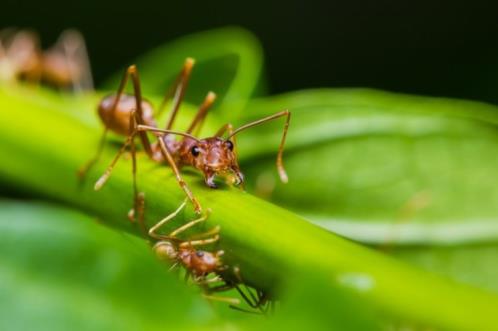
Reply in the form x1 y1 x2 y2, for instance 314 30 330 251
0 28 93 91
79 58 290 230
150 199 273 312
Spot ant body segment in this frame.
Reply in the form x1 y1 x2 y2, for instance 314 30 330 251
0 29 93 91
79 59 291 230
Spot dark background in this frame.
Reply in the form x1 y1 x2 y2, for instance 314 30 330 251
2 0 498 103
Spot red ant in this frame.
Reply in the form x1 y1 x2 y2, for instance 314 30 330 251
0 28 93 91
150 199 273 311
79 58 290 230
149 200 225 285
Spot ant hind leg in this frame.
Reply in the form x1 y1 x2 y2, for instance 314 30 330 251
77 128 108 183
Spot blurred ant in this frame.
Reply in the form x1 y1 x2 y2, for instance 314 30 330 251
150 199 273 312
79 58 290 230
0 28 93 91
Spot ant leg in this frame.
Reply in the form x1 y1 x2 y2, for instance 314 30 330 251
93 133 134 191
214 122 237 137
136 125 203 213
184 270 192 283
156 135 202 213
157 58 195 128
168 262 179 272
186 225 220 240
170 209 211 238
56 29 94 91
77 128 108 180
177 228 220 249
112 65 153 156
132 192 146 233
228 110 291 183
232 267 262 309
129 116 138 221
202 294 240 305
93 109 140 190
185 91 217 135
148 199 187 240
92 111 148 229
206 283 233 292
229 305 264 315
126 113 147 232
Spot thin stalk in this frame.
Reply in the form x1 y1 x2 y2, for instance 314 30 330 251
0 87 497 330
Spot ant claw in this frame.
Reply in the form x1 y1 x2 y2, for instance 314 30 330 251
233 171 244 186
206 176 217 189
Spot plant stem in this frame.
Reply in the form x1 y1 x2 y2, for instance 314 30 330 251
0 86 497 330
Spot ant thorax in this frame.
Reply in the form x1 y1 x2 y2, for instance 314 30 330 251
178 248 220 276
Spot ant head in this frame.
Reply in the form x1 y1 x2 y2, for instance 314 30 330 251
187 137 244 188
153 241 178 263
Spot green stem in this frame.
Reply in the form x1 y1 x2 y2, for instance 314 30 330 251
0 86 497 330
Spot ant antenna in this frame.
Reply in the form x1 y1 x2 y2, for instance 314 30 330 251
137 125 202 142
227 110 291 183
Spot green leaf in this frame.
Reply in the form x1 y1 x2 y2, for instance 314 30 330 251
103 27 265 122
389 243 498 295
242 273 383 331
236 89 498 245
0 199 216 331
1 84 498 330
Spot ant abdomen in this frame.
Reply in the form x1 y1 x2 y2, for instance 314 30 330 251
98 94 156 135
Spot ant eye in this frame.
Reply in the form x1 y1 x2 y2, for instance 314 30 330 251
191 146 200 157
226 140 234 151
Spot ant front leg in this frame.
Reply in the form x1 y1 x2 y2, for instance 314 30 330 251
158 136 202 213
137 125 203 214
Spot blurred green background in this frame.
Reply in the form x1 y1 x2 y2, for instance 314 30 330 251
2 1 498 330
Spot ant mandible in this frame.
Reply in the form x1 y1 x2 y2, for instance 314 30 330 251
0 29 93 90
79 58 290 231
